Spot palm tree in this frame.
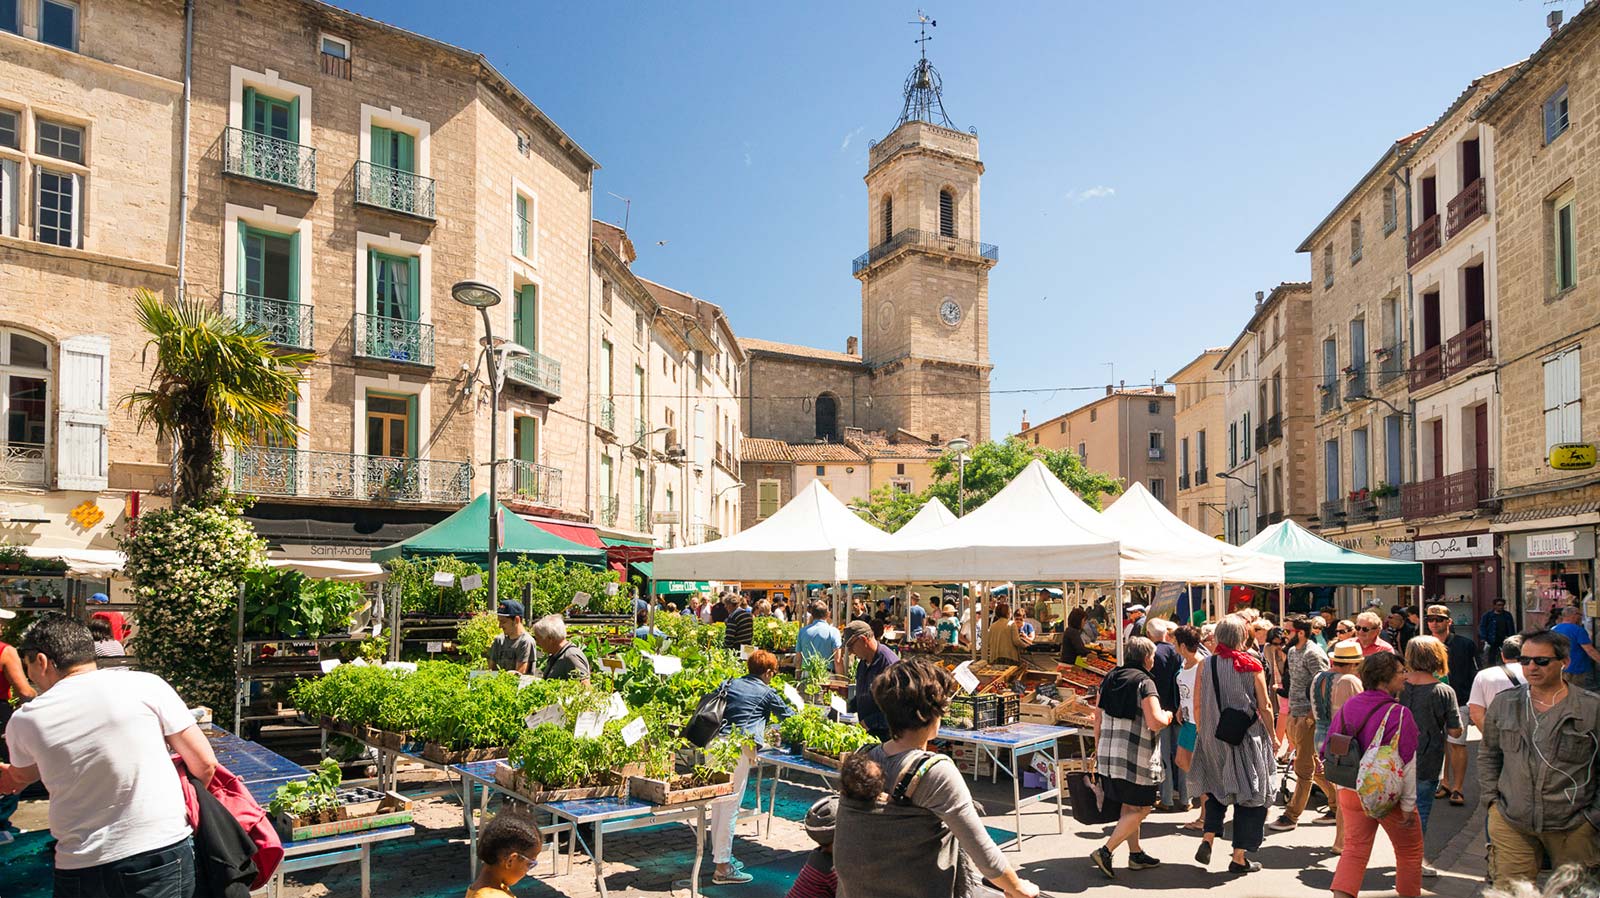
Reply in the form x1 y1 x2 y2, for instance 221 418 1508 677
124 289 315 507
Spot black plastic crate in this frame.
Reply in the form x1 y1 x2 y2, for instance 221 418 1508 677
948 693 1020 729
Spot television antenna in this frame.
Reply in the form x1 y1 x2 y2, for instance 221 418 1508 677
606 192 632 231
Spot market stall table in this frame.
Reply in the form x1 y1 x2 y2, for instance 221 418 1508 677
454 761 711 898
934 722 1075 849
752 748 840 835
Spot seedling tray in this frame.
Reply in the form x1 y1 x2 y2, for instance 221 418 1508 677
628 772 734 805
273 791 413 842
420 743 508 765
492 762 625 803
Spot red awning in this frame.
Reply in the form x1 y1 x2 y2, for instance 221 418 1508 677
519 515 605 550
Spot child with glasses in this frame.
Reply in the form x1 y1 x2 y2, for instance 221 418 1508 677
467 813 542 898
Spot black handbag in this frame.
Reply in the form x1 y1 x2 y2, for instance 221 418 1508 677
1211 657 1258 746
683 679 729 748
1067 772 1122 825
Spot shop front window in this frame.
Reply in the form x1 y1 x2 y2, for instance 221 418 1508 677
1519 561 1592 629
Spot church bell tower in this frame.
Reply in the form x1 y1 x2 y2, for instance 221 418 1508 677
854 24 993 443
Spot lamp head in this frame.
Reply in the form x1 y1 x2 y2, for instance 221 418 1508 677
946 437 972 453
452 280 502 309
498 341 532 360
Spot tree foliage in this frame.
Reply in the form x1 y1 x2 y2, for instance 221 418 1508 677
122 289 314 507
857 436 1122 529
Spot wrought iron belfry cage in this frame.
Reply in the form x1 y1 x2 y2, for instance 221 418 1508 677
897 56 954 129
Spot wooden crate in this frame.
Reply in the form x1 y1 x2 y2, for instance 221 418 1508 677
801 748 845 769
420 743 507 765
492 762 625 802
628 772 735 805
274 792 413 842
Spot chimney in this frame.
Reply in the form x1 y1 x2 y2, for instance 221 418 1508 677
1105 384 1114 396
1020 409 1031 431
1549 9 1564 34
846 336 858 356
1119 379 1126 391
1254 290 1265 310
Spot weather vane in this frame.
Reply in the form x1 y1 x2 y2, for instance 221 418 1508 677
911 9 936 62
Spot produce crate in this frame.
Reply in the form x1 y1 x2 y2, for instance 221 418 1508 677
492 762 626 802
273 790 413 842
801 748 848 769
1019 702 1056 724
420 743 507 765
628 772 735 805
946 693 1019 730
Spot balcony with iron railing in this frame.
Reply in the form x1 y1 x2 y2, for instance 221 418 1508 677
355 160 436 220
1319 379 1340 414
231 446 472 504
0 442 48 488
353 313 433 366
226 292 313 350
1376 341 1407 386
686 523 722 545
1344 365 1369 402
1195 467 1208 485
1408 214 1442 267
1401 468 1494 519
1178 472 1190 491
1266 414 1283 444
597 398 616 434
633 506 650 532
1344 489 1378 523
1447 178 1487 237
852 228 999 276
223 127 317 193
1409 320 1492 391
1147 446 1165 461
496 459 562 508
1319 499 1347 530
596 495 619 526
634 418 650 443
1254 423 1268 450
1376 491 1402 520
504 350 561 399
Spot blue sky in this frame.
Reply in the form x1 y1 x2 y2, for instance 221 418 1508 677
344 0 1571 439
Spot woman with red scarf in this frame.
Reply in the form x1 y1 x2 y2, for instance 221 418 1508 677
1189 614 1279 876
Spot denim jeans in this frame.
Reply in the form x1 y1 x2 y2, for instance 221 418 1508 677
1158 723 1187 807
1416 778 1438 833
53 838 195 898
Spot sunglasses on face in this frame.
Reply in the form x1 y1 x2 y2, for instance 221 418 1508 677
1523 655 1560 667
1357 625 1379 632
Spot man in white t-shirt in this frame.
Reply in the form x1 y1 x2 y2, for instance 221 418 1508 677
1468 634 1524 731
0 613 217 897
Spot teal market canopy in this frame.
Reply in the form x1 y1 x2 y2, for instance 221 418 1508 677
371 493 607 566
1241 519 1422 587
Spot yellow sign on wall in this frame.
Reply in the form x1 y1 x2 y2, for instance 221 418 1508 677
68 500 105 529
1549 443 1598 470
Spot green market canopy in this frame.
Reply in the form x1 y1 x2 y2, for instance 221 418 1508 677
371 493 606 567
1242 519 1422 587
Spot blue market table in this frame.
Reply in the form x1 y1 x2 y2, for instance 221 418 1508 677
752 749 839 836
934 722 1076 849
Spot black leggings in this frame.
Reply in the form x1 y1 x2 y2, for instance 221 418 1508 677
1203 796 1268 852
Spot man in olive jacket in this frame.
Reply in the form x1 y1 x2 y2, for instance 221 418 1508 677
1477 628 1600 889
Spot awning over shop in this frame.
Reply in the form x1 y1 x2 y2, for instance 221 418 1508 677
631 560 654 580
1242 519 1422 586
521 515 606 550
245 503 442 553
22 546 125 578
373 494 606 566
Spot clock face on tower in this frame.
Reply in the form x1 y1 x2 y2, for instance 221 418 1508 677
939 299 962 327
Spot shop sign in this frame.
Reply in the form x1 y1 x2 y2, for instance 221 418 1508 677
1388 541 1416 561
654 580 709 594
68 500 105 529
1548 443 1597 470
653 511 680 524
277 543 374 560
1415 534 1494 561
1510 528 1596 563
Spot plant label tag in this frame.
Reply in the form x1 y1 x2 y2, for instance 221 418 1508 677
426 641 443 653
573 591 592 609
382 661 417 673
600 657 626 673
517 674 538 689
468 669 493 680
350 657 369 667
621 717 647 746
648 653 683 676
605 693 628 723
525 705 563 728
954 661 980 694
319 659 341 674
605 582 620 596
432 571 457 588
573 711 604 739
782 684 803 709
740 645 754 660
829 694 848 715
460 573 483 591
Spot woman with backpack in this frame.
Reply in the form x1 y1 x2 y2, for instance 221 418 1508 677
834 659 1039 898
1190 614 1278 875
1088 635 1172 879
1324 650 1423 898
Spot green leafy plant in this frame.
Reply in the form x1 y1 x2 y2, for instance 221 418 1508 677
800 652 832 697
752 617 798 652
777 706 875 755
455 613 499 666
267 757 342 817
243 567 365 638
695 730 753 782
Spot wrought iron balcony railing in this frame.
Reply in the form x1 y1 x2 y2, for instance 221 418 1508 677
1410 344 1444 391
597 495 619 526
355 160 436 219
1410 321 1492 392
1377 492 1402 520
1376 341 1407 386
1178 473 1190 491
1319 500 1347 530
1195 467 1208 485
1408 213 1442 267
231 446 472 504
597 398 616 433
1402 468 1494 519
1345 491 1379 523
635 419 651 443
633 506 650 532
353 313 434 366
852 228 999 276
496 459 563 508
1147 446 1165 460
505 350 561 398
226 292 313 349
0 442 48 488
1344 366 1369 402
1320 380 1340 414
1266 414 1283 444
223 127 317 193
1447 177 1487 237
686 523 722 545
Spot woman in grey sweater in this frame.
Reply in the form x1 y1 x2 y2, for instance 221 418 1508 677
834 659 1037 898
1190 614 1279 875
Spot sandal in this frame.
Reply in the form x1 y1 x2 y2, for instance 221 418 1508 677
1449 790 1465 806
1434 785 1449 799
1181 818 1205 831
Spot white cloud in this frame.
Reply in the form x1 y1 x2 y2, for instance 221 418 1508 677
840 126 865 152
1066 185 1116 203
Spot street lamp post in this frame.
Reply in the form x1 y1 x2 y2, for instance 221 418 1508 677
946 437 972 516
452 280 528 610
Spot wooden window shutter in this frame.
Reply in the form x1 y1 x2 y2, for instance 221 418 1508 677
56 334 110 491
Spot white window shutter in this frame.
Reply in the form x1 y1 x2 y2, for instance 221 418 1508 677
56 334 110 491
1561 348 1583 443
0 159 14 237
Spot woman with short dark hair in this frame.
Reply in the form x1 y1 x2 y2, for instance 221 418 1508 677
1061 608 1091 666
834 659 1037 898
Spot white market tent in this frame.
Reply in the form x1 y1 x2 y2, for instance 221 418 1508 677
891 497 958 540
654 479 890 582
1098 482 1286 585
846 459 1121 582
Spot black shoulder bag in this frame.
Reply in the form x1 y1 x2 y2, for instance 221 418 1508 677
1211 657 1258 746
684 679 730 748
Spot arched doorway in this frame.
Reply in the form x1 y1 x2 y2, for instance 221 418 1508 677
815 393 839 442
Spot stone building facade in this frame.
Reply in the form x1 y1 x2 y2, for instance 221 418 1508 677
1297 135 1421 592
1015 385 1175 510
1170 349 1226 536
0 0 184 555
1476 7 1600 629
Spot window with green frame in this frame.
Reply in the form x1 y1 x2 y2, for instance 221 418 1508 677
243 88 298 142
370 125 415 173
513 284 538 350
368 250 419 321
514 416 538 462
238 224 301 345
516 194 531 257
1555 198 1577 292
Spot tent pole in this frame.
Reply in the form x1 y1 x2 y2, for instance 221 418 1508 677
1115 579 1125 664
973 582 984 661
1279 584 1286 621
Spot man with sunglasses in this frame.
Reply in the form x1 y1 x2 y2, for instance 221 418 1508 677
1426 605 1478 808
1353 610 1394 656
1478 629 1600 889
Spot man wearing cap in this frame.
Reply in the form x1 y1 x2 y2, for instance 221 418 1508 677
1121 604 1146 643
1426 604 1478 806
842 620 897 741
488 599 536 674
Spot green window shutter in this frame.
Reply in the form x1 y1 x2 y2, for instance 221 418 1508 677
371 125 391 169
238 224 253 294
405 255 420 320
286 231 300 303
286 96 300 144
405 394 419 458
516 417 536 461
244 87 258 133
366 249 378 315
395 131 415 173
516 284 538 348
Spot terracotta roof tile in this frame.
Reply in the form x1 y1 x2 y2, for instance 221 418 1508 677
786 443 866 463
739 337 864 366
591 220 633 262
739 439 793 463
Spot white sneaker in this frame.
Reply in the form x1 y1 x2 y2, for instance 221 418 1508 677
0 831 14 845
